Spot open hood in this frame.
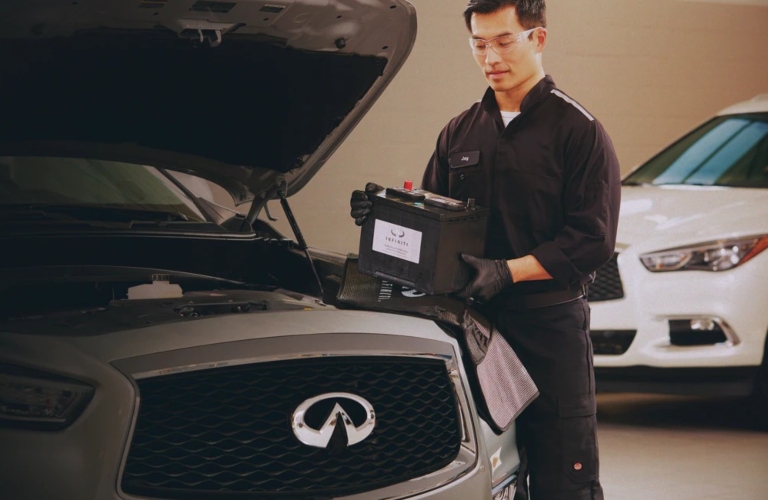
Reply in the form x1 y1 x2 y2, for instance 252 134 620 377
0 0 417 204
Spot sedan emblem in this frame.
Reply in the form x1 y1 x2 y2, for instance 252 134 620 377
292 392 376 450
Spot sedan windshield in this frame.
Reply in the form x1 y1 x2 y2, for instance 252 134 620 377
623 113 768 188
0 156 206 221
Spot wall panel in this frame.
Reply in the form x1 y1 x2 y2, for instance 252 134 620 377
257 0 768 254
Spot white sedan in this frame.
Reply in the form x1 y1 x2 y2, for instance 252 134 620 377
588 94 768 422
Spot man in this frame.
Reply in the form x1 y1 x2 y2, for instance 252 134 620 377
351 0 620 498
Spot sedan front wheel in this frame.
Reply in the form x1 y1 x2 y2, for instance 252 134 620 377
751 334 768 430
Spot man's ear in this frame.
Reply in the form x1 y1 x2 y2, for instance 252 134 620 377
534 27 547 52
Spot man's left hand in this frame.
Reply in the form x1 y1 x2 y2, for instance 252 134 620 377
460 254 514 302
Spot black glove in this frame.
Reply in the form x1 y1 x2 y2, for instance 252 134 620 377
460 253 514 302
350 182 384 226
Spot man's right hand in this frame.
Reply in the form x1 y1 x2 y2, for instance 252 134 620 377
350 182 383 226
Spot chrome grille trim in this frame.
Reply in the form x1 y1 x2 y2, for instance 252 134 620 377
112 333 479 500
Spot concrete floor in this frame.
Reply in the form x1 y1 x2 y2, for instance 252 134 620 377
596 393 768 499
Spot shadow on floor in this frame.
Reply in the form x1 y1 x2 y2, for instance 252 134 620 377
596 393 766 432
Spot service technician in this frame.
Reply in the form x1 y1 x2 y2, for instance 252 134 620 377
350 0 621 498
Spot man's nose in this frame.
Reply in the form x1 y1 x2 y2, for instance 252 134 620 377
484 46 502 63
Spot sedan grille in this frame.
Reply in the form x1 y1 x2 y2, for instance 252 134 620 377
588 253 624 302
121 357 462 499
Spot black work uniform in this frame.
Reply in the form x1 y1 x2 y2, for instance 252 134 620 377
421 76 621 500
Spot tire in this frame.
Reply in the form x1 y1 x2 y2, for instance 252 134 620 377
751 335 768 430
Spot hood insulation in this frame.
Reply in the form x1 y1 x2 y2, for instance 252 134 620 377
0 29 387 173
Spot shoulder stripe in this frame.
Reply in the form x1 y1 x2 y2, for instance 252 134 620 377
550 89 594 122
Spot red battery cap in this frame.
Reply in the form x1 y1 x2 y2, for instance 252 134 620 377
403 180 413 190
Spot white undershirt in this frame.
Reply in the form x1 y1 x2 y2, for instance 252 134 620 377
500 110 521 126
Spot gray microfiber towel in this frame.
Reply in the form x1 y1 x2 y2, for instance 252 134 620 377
334 258 538 434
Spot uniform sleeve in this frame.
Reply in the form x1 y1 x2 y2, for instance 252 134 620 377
529 119 622 288
420 125 451 196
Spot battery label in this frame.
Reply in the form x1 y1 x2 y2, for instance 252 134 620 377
372 219 422 264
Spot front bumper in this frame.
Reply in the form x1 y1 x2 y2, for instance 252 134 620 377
588 249 768 395
1 311 511 499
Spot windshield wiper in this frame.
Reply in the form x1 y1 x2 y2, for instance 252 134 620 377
621 181 652 186
0 204 191 224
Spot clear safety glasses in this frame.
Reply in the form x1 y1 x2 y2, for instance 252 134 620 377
468 27 542 56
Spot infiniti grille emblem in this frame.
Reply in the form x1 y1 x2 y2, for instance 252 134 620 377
292 392 376 450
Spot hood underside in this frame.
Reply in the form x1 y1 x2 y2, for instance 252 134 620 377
0 0 417 204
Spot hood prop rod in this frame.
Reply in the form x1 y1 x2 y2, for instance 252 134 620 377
277 190 324 297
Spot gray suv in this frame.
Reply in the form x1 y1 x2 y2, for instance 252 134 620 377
0 1 526 498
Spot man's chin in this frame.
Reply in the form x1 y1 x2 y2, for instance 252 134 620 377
487 79 512 92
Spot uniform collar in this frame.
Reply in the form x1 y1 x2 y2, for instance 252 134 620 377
481 75 556 120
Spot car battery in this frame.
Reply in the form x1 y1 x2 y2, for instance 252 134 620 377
358 182 489 295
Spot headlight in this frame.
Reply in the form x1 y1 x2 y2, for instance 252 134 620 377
640 235 768 272
0 363 94 430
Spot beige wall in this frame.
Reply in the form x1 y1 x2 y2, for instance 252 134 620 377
262 0 768 254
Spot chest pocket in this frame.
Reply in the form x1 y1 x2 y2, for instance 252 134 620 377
448 150 484 202
501 168 563 236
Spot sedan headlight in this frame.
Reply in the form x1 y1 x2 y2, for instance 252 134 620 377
640 235 768 272
0 363 94 430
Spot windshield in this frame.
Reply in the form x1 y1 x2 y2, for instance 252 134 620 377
623 113 768 188
0 156 206 220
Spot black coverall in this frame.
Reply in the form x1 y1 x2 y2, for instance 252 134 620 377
421 76 621 499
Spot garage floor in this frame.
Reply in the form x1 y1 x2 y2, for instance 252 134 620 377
597 393 768 499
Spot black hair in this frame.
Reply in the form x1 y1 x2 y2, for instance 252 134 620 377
463 0 547 31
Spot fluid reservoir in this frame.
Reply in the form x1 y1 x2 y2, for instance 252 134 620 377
127 275 183 300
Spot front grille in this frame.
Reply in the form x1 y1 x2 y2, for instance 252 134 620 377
122 357 462 499
587 253 624 302
590 329 636 355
